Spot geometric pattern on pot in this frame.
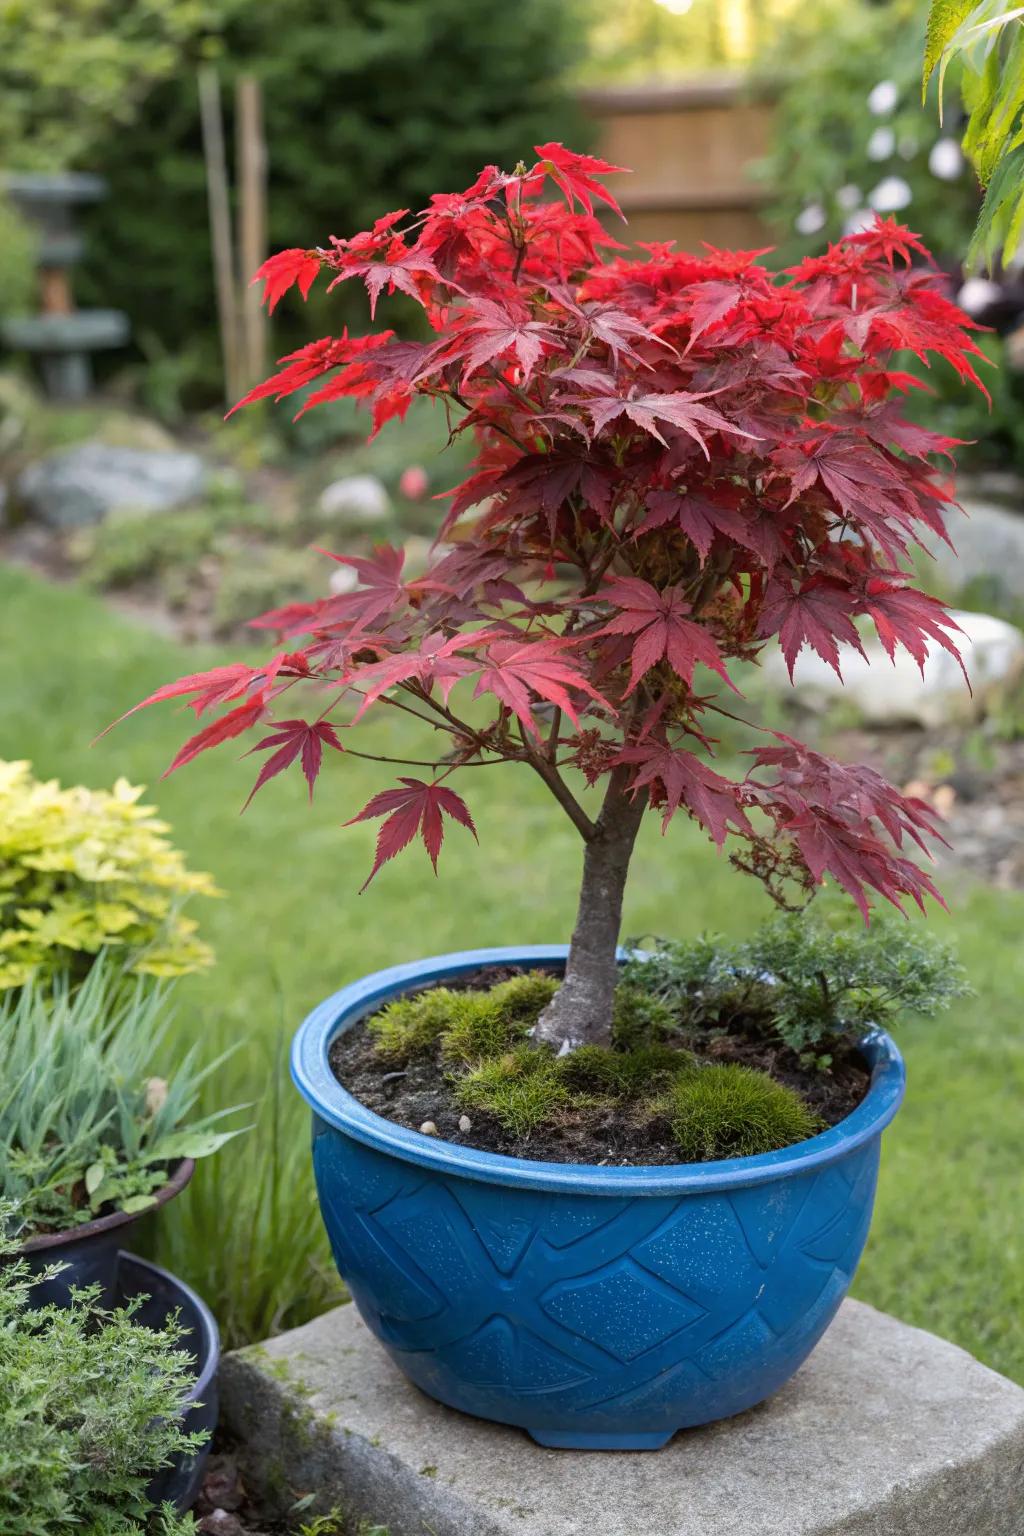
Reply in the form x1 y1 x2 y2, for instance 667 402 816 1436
295 947 905 1451
312 1123 880 1446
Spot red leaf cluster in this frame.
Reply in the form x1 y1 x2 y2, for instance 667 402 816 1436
120 147 985 909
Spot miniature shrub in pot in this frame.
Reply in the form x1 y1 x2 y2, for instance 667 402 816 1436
0 1211 206 1536
117 146 980 1445
2 963 245 1303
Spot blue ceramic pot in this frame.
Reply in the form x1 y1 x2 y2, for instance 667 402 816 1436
292 947 904 1451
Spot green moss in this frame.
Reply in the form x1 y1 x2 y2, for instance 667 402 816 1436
557 1043 695 1098
440 972 558 1064
611 983 676 1050
456 1047 571 1136
370 970 822 1161
367 987 463 1063
665 1064 824 1162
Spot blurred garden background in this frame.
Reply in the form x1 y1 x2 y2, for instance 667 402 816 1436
2 0 1022 1383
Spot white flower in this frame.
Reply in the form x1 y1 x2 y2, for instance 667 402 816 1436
867 80 899 115
868 175 913 212
836 184 863 211
956 277 1001 315
795 202 827 235
867 127 896 161
929 138 964 180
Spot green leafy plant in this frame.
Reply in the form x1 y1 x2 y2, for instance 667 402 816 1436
924 0 1024 264
623 908 971 1056
0 0 224 172
0 758 217 989
0 193 37 319
1 963 244 1241
76 0 588 395
154 1019 344 1351
758 0 978 261
0 1206 206 1536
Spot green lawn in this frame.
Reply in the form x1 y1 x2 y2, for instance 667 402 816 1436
4 563 1023 1379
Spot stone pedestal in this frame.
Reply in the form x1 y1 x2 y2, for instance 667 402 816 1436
219 1298 1024 1536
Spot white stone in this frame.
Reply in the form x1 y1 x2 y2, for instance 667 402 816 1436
318 473 390 524
936 495 1024 601
219 1297 1024 1536
16 442 207 528
762 610 1024 728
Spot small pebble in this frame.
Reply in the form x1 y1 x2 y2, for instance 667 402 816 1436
458 1114 472 1133
419 1120 438 1136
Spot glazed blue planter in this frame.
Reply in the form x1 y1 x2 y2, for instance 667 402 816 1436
292 947 905 1451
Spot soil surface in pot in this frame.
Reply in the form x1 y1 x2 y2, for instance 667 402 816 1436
329 967 870 1166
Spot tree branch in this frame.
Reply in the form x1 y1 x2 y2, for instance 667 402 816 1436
517 720 597 841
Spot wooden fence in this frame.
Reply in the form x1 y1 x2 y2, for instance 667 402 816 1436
580 74 777 252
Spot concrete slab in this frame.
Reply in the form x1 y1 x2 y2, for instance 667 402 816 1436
219 1298 1024 1536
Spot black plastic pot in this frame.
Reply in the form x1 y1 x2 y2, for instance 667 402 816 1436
19 1158 195 1309
117 1250 220 1512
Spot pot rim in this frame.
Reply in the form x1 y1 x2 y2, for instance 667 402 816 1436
116 1249 220 1405
19 1157 196 1253
291 945 906 1195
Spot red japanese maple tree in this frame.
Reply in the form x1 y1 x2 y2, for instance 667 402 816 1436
118 145 985 1050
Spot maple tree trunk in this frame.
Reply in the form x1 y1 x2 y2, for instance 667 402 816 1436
533 773 647 1053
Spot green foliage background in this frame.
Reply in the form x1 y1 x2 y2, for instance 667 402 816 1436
757 0 979 261
71 0 589 392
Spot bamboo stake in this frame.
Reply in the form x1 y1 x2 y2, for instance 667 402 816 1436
198 63 241 405
236 73 268 387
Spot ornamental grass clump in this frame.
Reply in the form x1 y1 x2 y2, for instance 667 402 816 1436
0 962 244 1241
0 1210 204 1536
119 145 982 1061
0 758 217 991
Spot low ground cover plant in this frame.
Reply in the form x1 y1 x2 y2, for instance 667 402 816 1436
119 145 980 1162
337 909 965 1162
0 1211 203 1536
0 758 216 990
1 963 243 1241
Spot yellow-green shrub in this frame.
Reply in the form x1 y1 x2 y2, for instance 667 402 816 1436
0 758 217 989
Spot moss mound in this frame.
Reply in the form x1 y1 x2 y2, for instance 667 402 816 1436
364 969 824 1162
664 1064 824 1162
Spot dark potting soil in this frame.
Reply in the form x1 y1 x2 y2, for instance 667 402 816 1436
328 967 871 1166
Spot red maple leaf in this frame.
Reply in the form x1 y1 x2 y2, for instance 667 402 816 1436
473 637 610 739
331 240 442 319
757 577 865 679
860 580 966 679
635 488 761 564
252 248 321 314
618 741 752 842
346 778 477 890
314 544 409 630
534 142 628 220
346 633 479 720
585 390 757 454
599 577 737 694
445 298 554 383
683 279 743 352
243 719 344 808
163 697 268 777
